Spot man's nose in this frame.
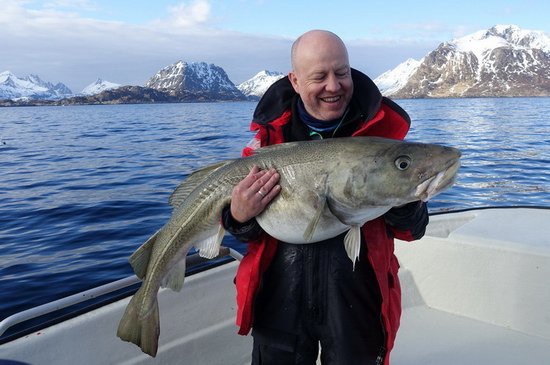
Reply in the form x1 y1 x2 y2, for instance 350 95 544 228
325 73 341 92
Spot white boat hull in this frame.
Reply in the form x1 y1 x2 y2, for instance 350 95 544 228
1 208 549 364
1 262 252 365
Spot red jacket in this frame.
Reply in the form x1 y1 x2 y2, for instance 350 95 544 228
234 70 419 363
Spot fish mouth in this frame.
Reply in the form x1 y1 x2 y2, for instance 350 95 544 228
415 158 461 201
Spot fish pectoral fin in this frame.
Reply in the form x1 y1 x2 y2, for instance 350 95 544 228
194 224 225 259
162 257 187 292
303 197 327 242
303 174 329 242
344 225 361 270
129 229 160 279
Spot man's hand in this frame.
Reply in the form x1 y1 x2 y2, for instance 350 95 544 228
230 166 281 223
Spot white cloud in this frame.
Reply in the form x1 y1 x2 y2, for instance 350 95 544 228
0 0 293 90
164 0 211 28
0 0 419 91
42 0 98 11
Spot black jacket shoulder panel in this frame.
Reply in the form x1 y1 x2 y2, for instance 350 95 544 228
350 69 382 121
252 76 294 125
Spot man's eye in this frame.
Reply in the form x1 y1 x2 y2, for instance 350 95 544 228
336 70 350 78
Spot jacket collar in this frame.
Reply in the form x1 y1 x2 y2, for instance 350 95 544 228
252 68 382 126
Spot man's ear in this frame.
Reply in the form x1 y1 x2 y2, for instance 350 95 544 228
288 71 300 94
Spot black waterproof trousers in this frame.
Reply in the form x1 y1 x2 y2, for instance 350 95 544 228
250 233 386 365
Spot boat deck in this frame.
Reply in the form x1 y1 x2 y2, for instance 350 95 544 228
1 207 549 364
395 303 550 365
393 207 550 364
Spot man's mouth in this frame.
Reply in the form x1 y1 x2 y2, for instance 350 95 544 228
320 96 341 103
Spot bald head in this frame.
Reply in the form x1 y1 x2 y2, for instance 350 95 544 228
291 30 349 72
288 30 353 122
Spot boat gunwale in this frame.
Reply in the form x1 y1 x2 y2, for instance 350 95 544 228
0 247 243 344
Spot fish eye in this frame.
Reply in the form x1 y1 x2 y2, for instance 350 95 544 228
395 156 412 170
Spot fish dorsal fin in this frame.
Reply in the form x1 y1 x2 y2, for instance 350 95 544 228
169 160 233 208
128 229 160 279
344 225 361 270
250 140 310 155
194 224 225 259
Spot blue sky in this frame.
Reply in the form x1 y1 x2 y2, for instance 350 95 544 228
2 0 549 91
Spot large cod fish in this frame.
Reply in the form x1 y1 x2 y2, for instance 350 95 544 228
117 136 461 356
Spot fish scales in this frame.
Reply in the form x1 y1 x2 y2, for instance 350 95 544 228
117 136 461 356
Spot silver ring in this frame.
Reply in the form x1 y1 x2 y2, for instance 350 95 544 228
258 190 265 197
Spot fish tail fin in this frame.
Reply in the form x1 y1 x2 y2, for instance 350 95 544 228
117 288 160 357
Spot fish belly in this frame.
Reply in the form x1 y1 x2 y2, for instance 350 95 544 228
256 200 349 243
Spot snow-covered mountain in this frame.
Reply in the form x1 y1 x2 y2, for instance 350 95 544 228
375 25 550 98
0 71 72 100
145 61 245 100
238 70 285 99
374 59 420 96
81 78 121 96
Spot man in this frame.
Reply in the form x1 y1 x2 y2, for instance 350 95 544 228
222 30 428 365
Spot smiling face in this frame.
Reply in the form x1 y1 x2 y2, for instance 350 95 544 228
289 30 354 121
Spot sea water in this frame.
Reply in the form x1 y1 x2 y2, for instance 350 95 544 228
0 99 549 330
